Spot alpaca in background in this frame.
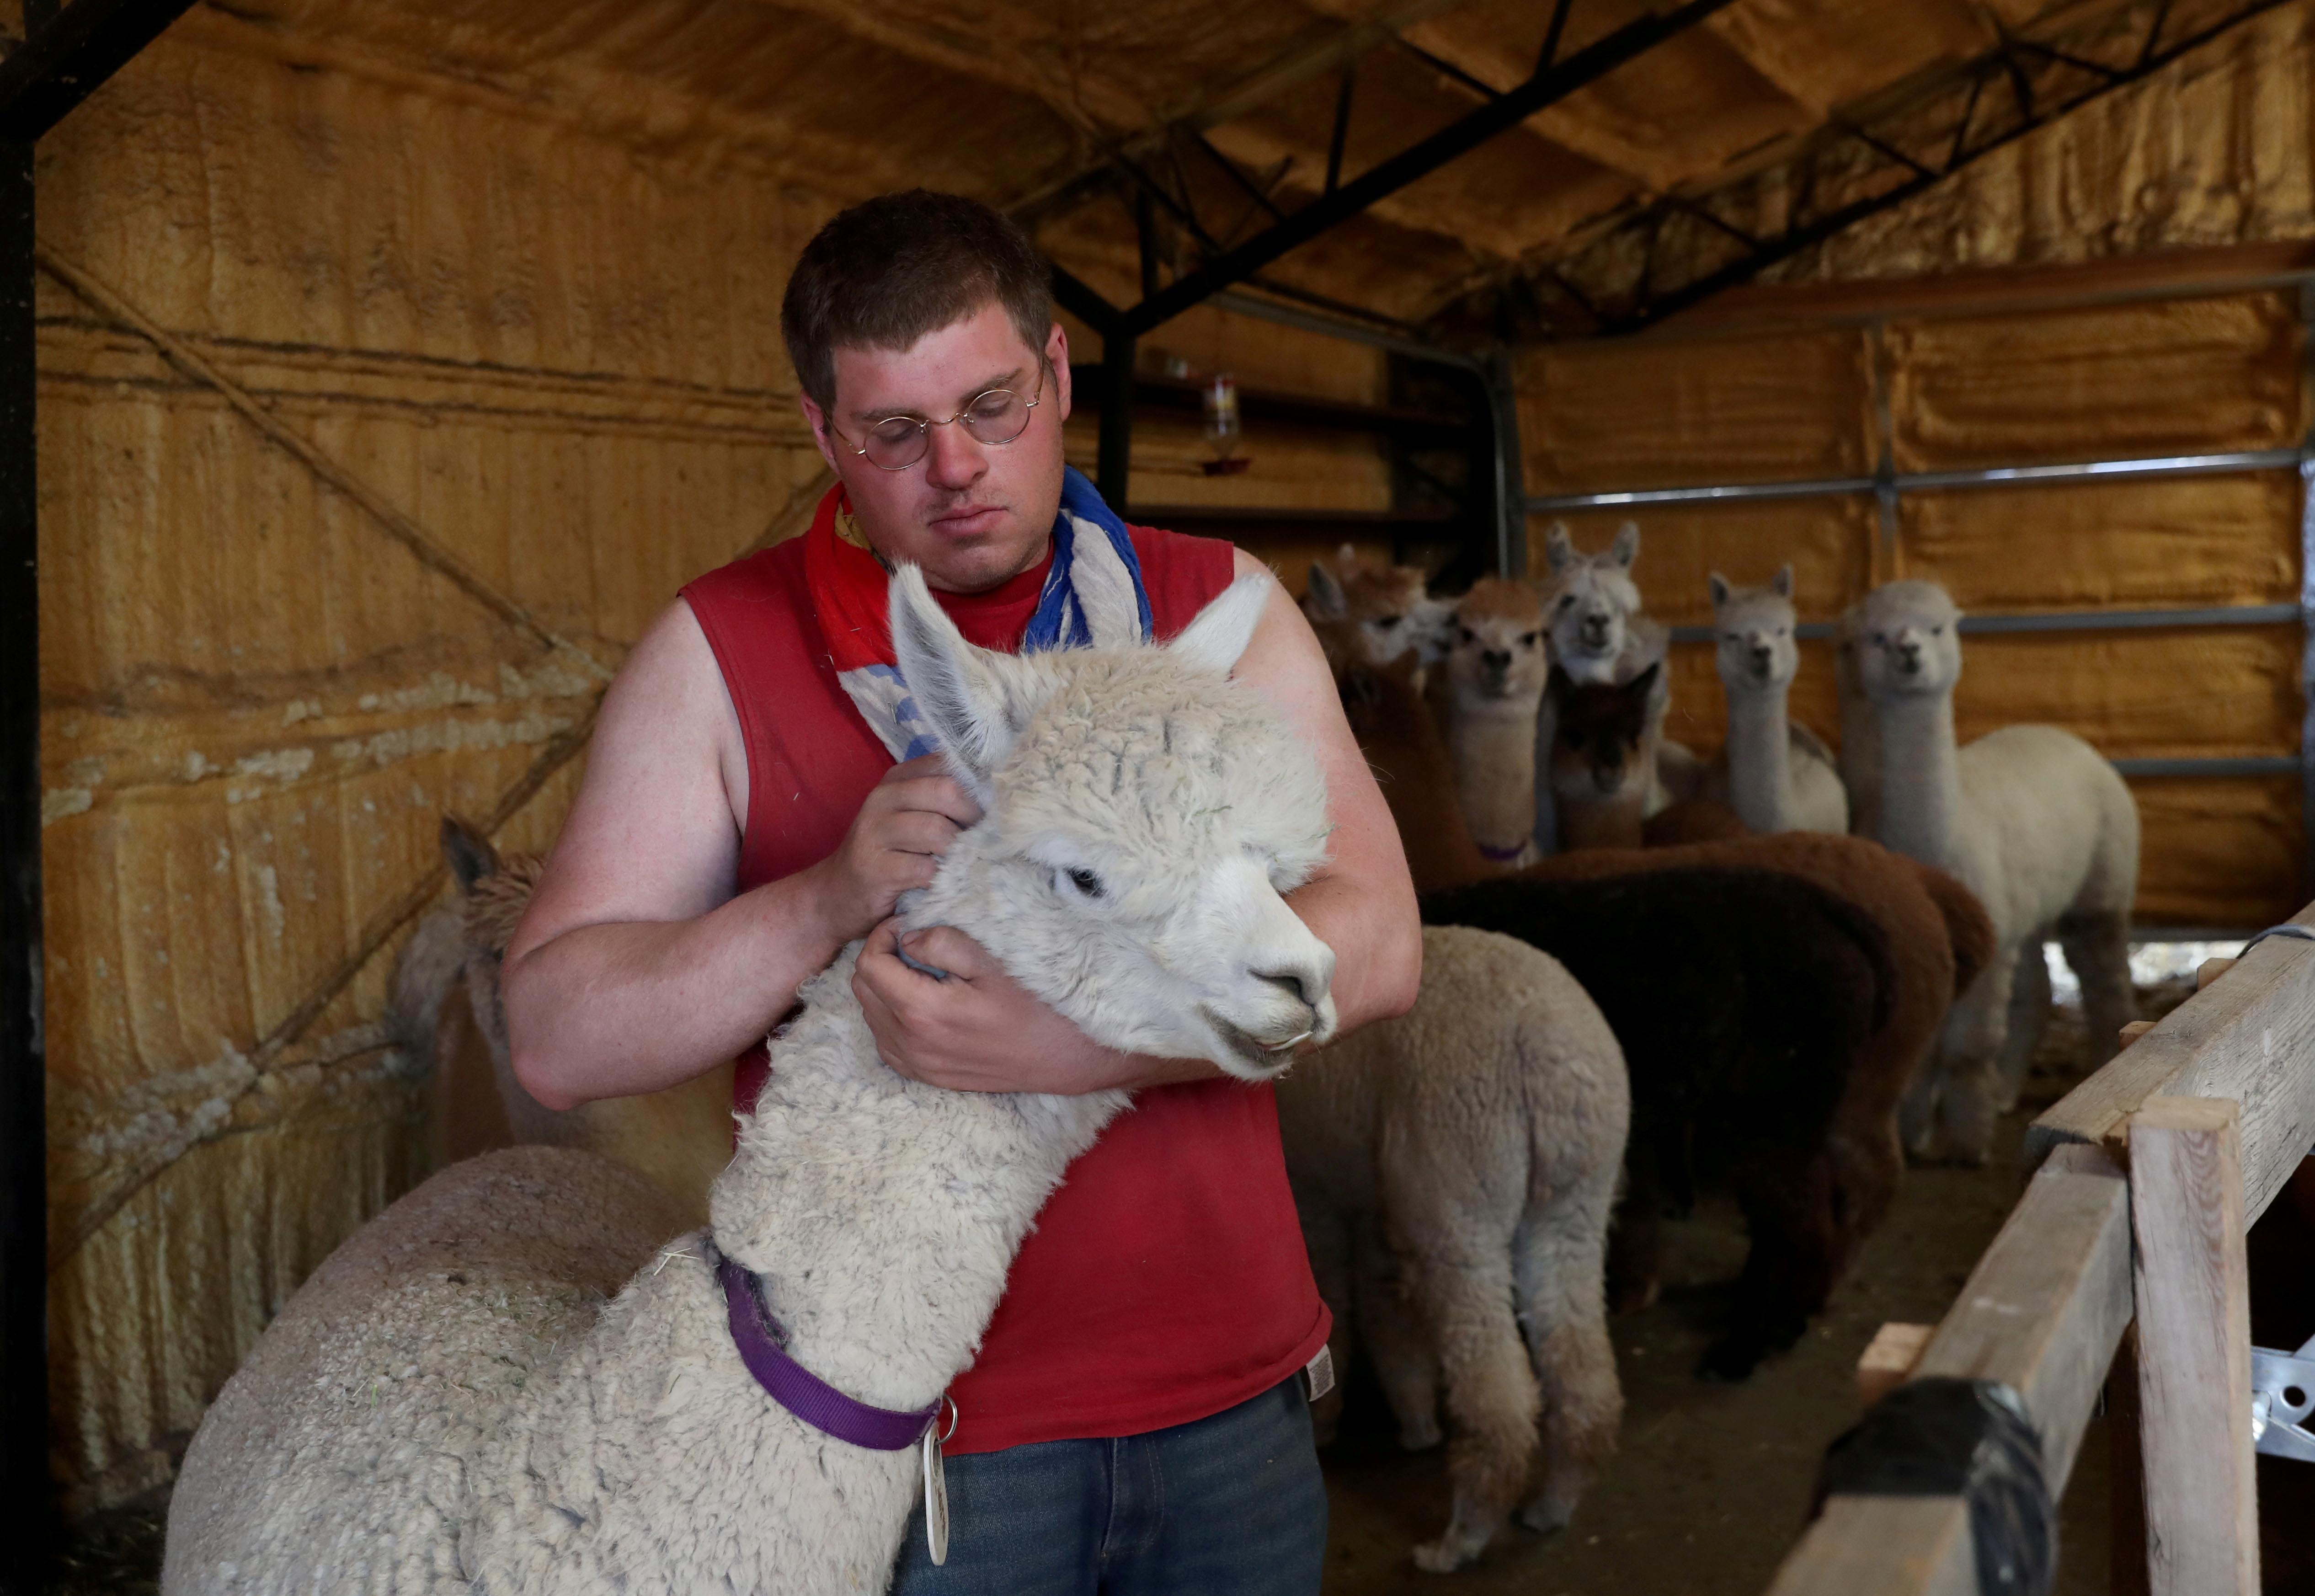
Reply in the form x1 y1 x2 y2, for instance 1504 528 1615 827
386 816 739 1223
1512 655 1995 1268
1442 577 1548 865
1534 521 1691 846
1302 544 1447 670
1542 662 1663 851
1852 579 2139 1164
1702 567 1847 835
1326 630 1895 1377
1281 923 1627 1570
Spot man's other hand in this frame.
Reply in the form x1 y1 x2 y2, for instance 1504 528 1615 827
808 755 982 943
853 920 1216 1094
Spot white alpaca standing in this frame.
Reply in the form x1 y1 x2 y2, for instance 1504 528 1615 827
1441 578 1548 865
1280 925 1627 1572
1701 567 1847 835
166 569 1340 1594
1853 580 2138 1163
1533 522 1690 847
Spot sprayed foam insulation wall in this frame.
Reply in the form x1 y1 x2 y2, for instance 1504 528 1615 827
1524 279 2306 929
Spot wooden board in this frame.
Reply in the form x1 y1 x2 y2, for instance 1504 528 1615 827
2028 903 2315 1223
2129 1097 2259 1596
1766 1145 2133 1595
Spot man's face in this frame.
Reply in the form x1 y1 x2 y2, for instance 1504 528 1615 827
802 301 1074 594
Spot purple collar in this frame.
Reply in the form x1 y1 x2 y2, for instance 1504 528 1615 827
1478 837 1531 863
713 1244 945 1451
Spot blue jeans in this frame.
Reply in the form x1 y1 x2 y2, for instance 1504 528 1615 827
887 1376 1326 1595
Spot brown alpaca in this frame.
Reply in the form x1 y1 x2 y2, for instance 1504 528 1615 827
1337 648 1995 1271
1528 673 1995 1256
386 816 736 1223
1301 544 1446 672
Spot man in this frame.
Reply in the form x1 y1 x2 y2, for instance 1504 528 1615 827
503 189 1421 1593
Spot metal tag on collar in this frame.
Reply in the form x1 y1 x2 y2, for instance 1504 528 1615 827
923 1396 958 1564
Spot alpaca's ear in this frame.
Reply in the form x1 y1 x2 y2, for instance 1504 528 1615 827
1772 563 1794 599
1707 572 1730 609
1610 522 1640 570
1303 560 1348 620
440 814 498 895
1627 660 1663 700
1546 663 1573 705
1544 522 1574 575
887 563 1042 800
1171 575 1272 677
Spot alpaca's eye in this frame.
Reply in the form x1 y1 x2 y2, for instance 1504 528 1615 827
1373 615 1401 631
1063 867 1104 899
1459 626 1476 645
1928 625 1944 636
1872 632 1888 646
1519 631 1539 647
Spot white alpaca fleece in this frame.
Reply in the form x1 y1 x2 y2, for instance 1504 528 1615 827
166 569 1338 1593
1853 579 2139 1162
1279 927 1627 1573
1702 567 1848 836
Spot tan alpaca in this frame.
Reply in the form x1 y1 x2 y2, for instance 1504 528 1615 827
1301 544 1448 672
1442 578 1547 865
388 816 736 1224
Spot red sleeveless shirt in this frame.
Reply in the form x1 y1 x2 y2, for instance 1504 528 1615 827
679 528 1330 1455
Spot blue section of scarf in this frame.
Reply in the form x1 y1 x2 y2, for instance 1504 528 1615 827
1021 466 1154 652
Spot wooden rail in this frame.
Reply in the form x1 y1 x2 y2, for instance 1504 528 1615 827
1766 912 2315 1594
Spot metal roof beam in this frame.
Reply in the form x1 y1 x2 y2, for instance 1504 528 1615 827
1120 0 1741 336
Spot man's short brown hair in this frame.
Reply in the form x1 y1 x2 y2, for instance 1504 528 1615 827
782 190 1054 412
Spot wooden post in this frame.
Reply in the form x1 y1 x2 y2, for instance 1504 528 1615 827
2129 1096 2258 1596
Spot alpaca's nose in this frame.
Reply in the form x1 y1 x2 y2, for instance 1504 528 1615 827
1749 643 1772 673
1895 639 1922 673
1253 968 1317 1011
1481 648 1510 673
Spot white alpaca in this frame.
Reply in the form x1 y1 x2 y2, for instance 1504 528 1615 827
1442 578 1548 865
1852 580 2138 1164
1280 925 1627 1572
1534 522 1688 845
165 569 1340 1594
1701 567 1848 835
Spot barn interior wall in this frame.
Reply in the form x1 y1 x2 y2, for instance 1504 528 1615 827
36 11 1394 1516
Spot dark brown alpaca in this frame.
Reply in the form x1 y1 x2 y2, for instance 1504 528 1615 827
1543 663 1660 851
1324 629 1893 1377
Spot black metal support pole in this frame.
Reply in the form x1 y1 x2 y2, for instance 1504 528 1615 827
0 136 45 1593
1098 328 1136 512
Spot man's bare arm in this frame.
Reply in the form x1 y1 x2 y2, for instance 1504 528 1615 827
501 599 978 1110
854 550 1423 1093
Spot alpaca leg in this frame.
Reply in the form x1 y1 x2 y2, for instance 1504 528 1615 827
1605 1118 1665 1313
1704 1128 1838 1382
1297 1199 1355 1447
1511 1201 1620 1537
1824 1101 1903 1277
1355 1217 1442 1451
1991 939 2052 1113
1398 1243 1539 1573
1931 953 2016 1166
1895 1058 1940 1162
2059 909 2136 1073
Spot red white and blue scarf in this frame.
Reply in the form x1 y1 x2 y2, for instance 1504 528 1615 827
803 465 1153 760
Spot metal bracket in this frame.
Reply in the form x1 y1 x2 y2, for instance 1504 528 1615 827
2251 1334 2315 1461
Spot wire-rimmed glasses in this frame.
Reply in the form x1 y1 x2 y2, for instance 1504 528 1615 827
831 360 1048 471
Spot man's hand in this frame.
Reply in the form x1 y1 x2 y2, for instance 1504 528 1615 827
805 755 982 944
853 920 1219 1094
